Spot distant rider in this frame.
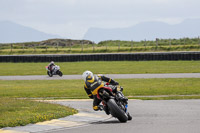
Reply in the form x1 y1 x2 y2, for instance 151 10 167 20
48 61 55 74
82 70 128 113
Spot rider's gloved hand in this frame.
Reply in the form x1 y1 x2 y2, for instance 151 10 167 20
120 86 123 92
89 95 93 99
113 81 119 85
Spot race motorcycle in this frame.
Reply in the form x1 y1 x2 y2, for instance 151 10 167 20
97 83 132 122
45 65 63 77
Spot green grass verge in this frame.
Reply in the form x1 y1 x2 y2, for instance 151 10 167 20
1 37 199 54
1 44 200 55
1 61 200 76
1 78 200 99
0 98 77 128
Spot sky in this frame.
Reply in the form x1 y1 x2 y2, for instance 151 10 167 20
0 0 200 39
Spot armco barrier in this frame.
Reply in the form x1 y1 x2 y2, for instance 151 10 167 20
0 52 200 62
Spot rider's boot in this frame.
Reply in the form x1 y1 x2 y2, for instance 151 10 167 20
127 112 132 120
103 105 110 115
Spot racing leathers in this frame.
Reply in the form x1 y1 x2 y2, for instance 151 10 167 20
84 74 119 111
47 63 55 74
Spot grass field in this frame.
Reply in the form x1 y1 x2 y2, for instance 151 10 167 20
0 98 77 128
1 37 200 55
1 45 200 55
1 61 200 76
1 78 200 99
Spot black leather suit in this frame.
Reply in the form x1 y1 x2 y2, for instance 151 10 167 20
84 74 118 111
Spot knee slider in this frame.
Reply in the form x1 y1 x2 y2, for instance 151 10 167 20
93 106 99 111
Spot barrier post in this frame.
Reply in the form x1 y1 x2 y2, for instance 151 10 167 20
93 43 95 52
106 42 107 51
71 42 73 51
56 42 58 51
81 41 83 52
69 43 71 52
10 44 13 52
131 40 133 51
156 38 158 47
118 41 120 51
45 44 47 51
23 44 25 51
198 36 200 45
34 44 36 52
184 38 186 45
156 38 159 51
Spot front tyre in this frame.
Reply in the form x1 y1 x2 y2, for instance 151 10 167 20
107 99 128 123
57 71 63 77
47 71 53 77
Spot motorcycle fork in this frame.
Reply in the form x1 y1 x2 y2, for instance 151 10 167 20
115 94 128 113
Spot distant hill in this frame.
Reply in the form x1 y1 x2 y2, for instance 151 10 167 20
0 38 94 48
83 19 200 43
0 21 60 43
39 39 94 46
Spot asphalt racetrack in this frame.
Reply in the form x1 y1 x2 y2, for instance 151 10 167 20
2 100 200 133
1 73 200 80
45 100 200 133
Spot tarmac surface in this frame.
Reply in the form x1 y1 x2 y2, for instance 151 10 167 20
1 73 200 80
1 99 200 133
1 73 200 133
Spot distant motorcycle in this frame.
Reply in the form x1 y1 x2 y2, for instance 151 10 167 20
97 84 132 122
45 65 63 77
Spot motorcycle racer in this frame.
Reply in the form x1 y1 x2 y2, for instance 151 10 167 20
47 61 55 74
82 70 128 112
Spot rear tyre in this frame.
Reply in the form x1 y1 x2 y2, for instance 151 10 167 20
107 99 128 123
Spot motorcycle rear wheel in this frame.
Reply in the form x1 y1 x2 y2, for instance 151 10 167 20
107 99 128 123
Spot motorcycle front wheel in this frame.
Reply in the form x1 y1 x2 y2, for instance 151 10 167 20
107 99 128 123
57 71 63 77
47 71 53 77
